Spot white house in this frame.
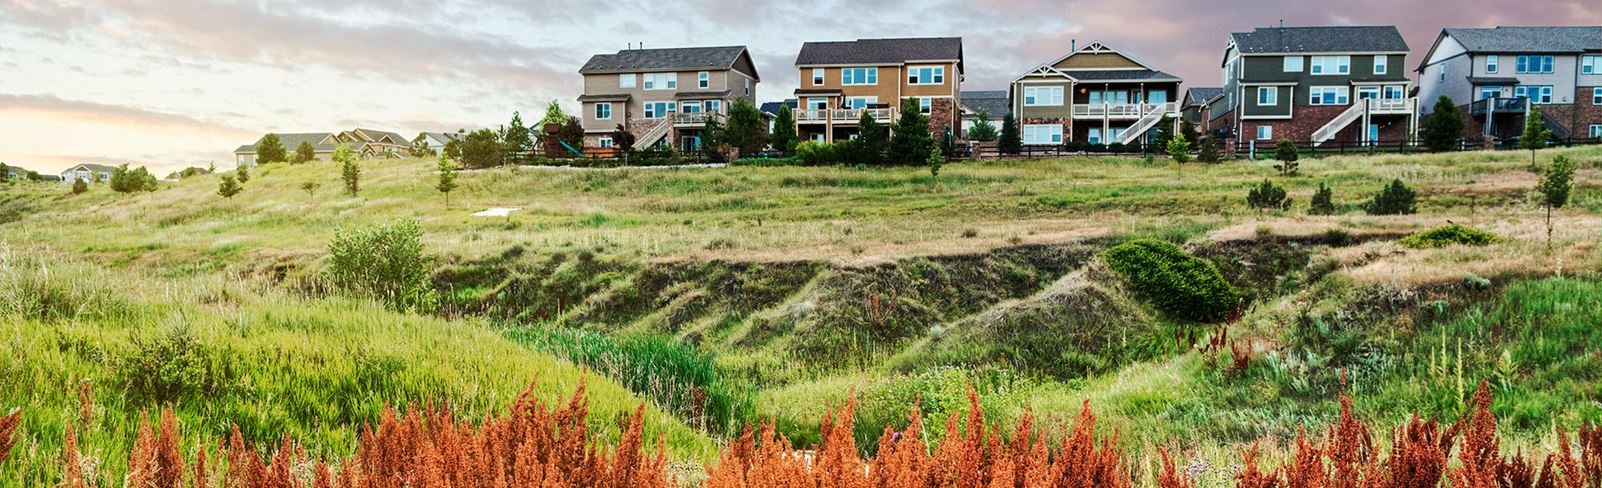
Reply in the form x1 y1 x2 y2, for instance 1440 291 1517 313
60 163 117 184
417 132 464 155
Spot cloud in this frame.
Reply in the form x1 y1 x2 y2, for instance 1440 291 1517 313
0 93 251 136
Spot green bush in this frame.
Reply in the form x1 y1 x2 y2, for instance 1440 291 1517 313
1247 179 1291 211
1398 224 1500 249
1366 179 1417 215
1309 183 1336 215
796 140 836 166
325 220 437 312
1101 239 1242 323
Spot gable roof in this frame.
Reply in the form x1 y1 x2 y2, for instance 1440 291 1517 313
63 163 118 173
353 128 410 145
1184 87 1225 106
580 46 757 79
795 37 963 69
1442 26 1602 54
420 132 463 143
1230 26 1408 54
959 90 1009 118
1016 41 1179 83
759 100 797 116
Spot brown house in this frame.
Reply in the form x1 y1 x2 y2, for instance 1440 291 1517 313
792 37 964 143
1008 41 1183 146
577 45 760 151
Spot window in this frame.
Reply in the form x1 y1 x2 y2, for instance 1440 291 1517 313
1309 86 1351 105
1486 55 1499 74
1479 86 1503 100
1023 86 1064 106
599 137 614 148
1439 65 1446 81
1516 55 1554 74
643 101 676 118
744 78 750 95
1022 124 1063 145
1374 55 1388 75
619 74 636 88
843 96 876 109
1514 85 1553 104
1592 125 1602 139
1584 56 1602 74
842 67 878 85
1148 91 1167 104
812 68 824 85
705 100 722 113
1087 128 1103 144
681 101 703 113
915 97 932 114
1087 90 1129 105
1383 86 1406 99
643 73 676 90
1310 56 1351 75
1357 86 1380 100
806 97 827 110
1257 87 1278 105
1257 125 1273 141
697 71 709 89
1593 87 1602 105
1283 56 1303 72
908 66 945 85
594 103 612 120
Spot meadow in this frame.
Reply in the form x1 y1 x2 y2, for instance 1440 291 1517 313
1 145 1600 485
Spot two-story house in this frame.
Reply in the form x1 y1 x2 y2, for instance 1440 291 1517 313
1417 26 1602 142
792 37 964 143
1212 26 1418 149
1009 41 1183 146
577 46 760 151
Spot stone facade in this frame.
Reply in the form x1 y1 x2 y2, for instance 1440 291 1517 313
1019 117 1072 143
930 98 959 139
1232 105 1411 145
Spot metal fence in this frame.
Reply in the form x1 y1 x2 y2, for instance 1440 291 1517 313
1231 137 1602 158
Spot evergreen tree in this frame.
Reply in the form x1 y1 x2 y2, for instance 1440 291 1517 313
888 98 935 165
294 141 316 164
436 155 459 208
1423 96 1464 152
336 144 360 196
771 105 797 154
1536 155 1576 249
1197 137 1221 163
256 133 287 164
1274 140 1299 175
1180 119 1201 150
236 163 250 183
967 110 998 142
940 127 957 157
1365 179 1417 215
1309 183 1336 215
1151 116 1175 151
853 110 888 165
0 162 8 183
701 115 725 163
503 111 533 164
71 178 88 195
997 113 1022 155
1519 106 1551 170
1167 132 1191 165
460 128 505 168
410 134 436 158
927 147 943 179
722 100 768 155
109 164 157 192
1247 179 1291 212
217 174 241 198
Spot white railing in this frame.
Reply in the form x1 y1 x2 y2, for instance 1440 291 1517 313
1366 97 1414 114
1115 105 1172 145
1072 102 1178 118
672 112 726 126
796 108 895 123
632 118 672 150
1312 103 1366 146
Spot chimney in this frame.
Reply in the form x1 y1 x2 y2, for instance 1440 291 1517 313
1071 39 1077 51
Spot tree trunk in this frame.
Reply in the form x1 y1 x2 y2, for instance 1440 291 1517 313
1546 205 1553 251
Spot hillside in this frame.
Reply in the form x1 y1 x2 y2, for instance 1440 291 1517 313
2 147 1600 484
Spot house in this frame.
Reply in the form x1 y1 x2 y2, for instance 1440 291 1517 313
1213 26 1418 148
959 90 1009 135
792 37 964 143
1008 41 1182 146
760 100 797 133
417 132 464 155
233 129 411 166
1181 87 1225 130
577 45 761 152
60 163 117 184
1416 26 1602 142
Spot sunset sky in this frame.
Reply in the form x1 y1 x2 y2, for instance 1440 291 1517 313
3 0 1600 174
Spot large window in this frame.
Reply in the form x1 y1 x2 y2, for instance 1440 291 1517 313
594 103 612 120
1516 55 1554 74
697 71 710 89
1024 86 1064 106
908 66 945 85
705 100 722 113
1257 86 1278 105
843 96 876 109
619 74 636 88
842 67 878 85
1309 86 1351 105
1584 56 1601 75
806 98 827 110
1515 85 1554 104
1357 86 1380 100
914 97 932 114
1310 56 1351 75
1283 56 1303 72
1592 125 1602 139
599 137 614 148
1479 86 1503 100
1256 125 1273 141
812 68 824 85
1486 55 1499 74
1374 55 1388 74
1383 86 1405 99
1023 124 1063 145
643 101 677 119
643 73 677 90
681 101 703 113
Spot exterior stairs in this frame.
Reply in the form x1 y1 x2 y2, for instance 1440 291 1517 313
1114 104 1169 145
1311 102 1366 147
631 118 672 150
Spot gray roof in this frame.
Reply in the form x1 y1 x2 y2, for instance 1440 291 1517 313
795 37 963 67
357 129 409 145
674 90 732 99
235 132 334 154
959 91 1009 118
577 93 632 102
580 46 750 73
63 163 118 173
1184 87 1225 106
421 131 463 142
759 100 797 116
1231 26 1408 54
1467 76 1523 85
1443 26 1602 54
1066 69 1181 82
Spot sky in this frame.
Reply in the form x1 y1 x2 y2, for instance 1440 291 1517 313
2 0 1600 174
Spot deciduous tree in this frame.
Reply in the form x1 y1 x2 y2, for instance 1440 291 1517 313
1536 155 1576 249
722 100 768 155
1519 106 1551 170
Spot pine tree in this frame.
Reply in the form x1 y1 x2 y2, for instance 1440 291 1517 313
1519 106 1551 170
998 113 1022 155
336 144 360 196
888 98 934 165
71 178 88 195
1535 155 1576 249
256 133 287 164
1197 137 1221 163
1180 119 1201 149
1247 179 1290 212
701 115 725 162
1309 183 1336 215
854 111 888 165
1423 96 1464 152
723 100 768 155
294 141 316 164
927 147 943 179
771 105 797 154
1274 140 1299 175
0 162 8 183
968 109 998 142
504 111 533 164
436 155 459 208
235 163 250 183
217 174 241 198
940 127 957 157
1365 179 1417 215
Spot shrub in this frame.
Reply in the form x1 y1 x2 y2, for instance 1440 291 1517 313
1309 182 1336 215
71 178 88 195
1366 179 1417 215
927 147 943 178
1197 137 1221 163
1247 179 1291 212
1324 228 1352 246
216 174 241 198
109 164 158 193
1101 239 1242 322
1274 140 1299 175
325 220 437 312
796 140 836 166
1423 95 1463 152
1398 224 1500 249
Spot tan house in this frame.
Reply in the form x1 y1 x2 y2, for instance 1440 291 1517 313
233 129 411 166
1009 41 1183 146
792 37 964 143
577 45 760 151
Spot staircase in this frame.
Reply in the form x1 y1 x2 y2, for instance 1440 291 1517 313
631 118 672 150
1114 104 1170 145
1311 102 1366 147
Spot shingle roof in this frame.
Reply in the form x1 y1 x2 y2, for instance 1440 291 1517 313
421 132 462 143
1184 87 1225 106
356 129 409 145
1443 26 1602 53
959 91 1009 119
64 163 118 173
795 37 963 67
577 94 632 102
1466 76 1523 85
580 46 749 73
235 133 336 154
674 90 732 99
1231 26 1408 54
759 100 797 116
1066 69 1181 82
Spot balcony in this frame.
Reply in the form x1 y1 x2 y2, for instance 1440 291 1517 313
1470 96 1528 117
796 108 896 124
1365 97 1416 115
1070 102 1179 119
672 112 727 127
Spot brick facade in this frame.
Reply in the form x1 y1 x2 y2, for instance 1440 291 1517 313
930 98 959 139
1233 105 1411 144
1542 87 1602 138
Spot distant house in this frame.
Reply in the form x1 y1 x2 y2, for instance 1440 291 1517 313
1008 41 1182 145
1181 87 1225 129
959 90 1009 135
760 99 797 132
60 163 117 184
793 37 965 142
1417 26 1602 141
417 132 464 155
233 128 411 166
578 45 761 151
